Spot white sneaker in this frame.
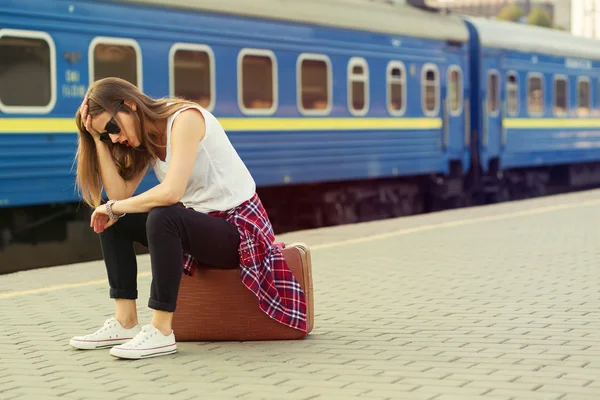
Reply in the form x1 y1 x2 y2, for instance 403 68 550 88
70 317 141 350
109 324 177 359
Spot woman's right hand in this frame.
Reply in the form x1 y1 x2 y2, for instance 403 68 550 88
79 97 101 141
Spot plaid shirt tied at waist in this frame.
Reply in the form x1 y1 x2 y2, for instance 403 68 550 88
182 193 307 332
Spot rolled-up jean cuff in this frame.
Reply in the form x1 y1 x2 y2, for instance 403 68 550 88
110 288 138 299
148 298 176 312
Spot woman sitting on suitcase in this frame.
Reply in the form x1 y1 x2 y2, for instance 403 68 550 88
69 77 307 359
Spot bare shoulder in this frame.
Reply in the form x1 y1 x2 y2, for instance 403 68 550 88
172 107 205 130
171 107 206 142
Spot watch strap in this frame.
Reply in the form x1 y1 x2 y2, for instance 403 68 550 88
105 200 126 220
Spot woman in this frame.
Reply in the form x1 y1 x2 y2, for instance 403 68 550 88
69 77 307 359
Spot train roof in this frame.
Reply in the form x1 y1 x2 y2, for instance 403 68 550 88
467 16 600 61
105 0 469 43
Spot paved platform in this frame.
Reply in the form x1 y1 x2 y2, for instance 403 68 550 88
1 189 600 400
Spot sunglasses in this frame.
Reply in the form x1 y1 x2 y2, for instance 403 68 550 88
98 102 124 143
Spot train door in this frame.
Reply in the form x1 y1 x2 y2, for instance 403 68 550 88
444 65 464 153
483 64 502 165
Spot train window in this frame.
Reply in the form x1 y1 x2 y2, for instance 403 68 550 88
0 29 56 113
448 66 462 115
506 72 519 116
487 71 499 115
90 37 142 89
238 49 277 114
387 61 406 115
170 44 214 110
348 57 369 116
527 74 544 115
297 54 331 114
422 64 439 116
553 76 567 116
577 77 590 116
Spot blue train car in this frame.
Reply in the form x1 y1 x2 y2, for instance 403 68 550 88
0 0 471 246
465 17 600 199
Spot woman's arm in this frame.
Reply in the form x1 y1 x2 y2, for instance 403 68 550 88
82 99 146 200
109 108 206 215
95 139 148 200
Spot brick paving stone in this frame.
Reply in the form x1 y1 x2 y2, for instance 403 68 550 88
62 390 128 399
3 396 71 400
434 396 512 400
1 386 76 397
560 396 599 400
411 386 490 396
446 373 518 382
486 389 565 399
360 390 436 399
463 380 542 390
1 189 600 399
114 394 191 400
328 375 400 384
0 378 67 391
469 363 544 371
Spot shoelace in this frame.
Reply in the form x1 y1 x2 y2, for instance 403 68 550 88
89 317 116 337
123 325 156 347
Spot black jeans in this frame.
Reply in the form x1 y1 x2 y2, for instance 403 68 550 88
99 205 240 312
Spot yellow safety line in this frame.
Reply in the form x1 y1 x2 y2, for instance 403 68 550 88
1 198 599 300
0 117 442 133
504 118 600 129
1 117 599 133
0 272 151 299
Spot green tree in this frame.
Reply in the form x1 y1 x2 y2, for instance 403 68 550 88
527 7 553 28
497 4 523 22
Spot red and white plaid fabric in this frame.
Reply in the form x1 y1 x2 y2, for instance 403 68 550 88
182 193 307 332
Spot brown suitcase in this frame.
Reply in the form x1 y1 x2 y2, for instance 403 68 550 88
172 242 314 341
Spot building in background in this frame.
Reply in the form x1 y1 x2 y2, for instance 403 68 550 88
571 0 600 39
428 0 570 30
553 0 571 31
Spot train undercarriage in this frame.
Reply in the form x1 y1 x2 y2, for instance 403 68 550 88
2 161 600 274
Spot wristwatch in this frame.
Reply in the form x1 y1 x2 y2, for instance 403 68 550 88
105 200 126 220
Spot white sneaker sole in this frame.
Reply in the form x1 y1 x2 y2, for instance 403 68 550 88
110 343 177 359
70 337 135 350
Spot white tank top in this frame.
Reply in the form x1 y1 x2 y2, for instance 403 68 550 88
152 105 256 213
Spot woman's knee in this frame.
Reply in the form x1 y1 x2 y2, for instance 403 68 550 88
146 206 180 236
98 216 125 242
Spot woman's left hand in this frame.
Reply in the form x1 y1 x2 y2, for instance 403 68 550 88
90 205 118 233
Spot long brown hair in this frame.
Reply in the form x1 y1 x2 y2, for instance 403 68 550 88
74 77 198 208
